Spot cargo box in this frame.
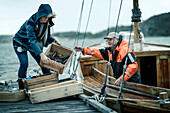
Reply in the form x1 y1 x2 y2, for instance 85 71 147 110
28 80 83 104
24 74 58 91
40 43 74 74
0 90 26 102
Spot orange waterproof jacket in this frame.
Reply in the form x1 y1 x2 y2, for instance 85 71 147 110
82 37 141 83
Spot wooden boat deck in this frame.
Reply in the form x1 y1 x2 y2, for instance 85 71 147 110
0 96 101 113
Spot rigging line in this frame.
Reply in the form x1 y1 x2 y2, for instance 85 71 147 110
68 0 85 74
110 0 123 54
74 0 85 47
73 0 94 74
100 0 124 96
114 0 123 33
81 0 94 47
106 0 112 35
118 22 133 98
100 54 111 96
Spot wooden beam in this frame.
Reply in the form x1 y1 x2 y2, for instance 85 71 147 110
169 57 170 88
106 84 157 99
135 50 170 57
137 58 141 75
156 56 161 87
79 94 116 113
133 0 139 43
159 55 169 88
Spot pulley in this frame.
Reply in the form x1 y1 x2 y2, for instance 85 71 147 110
131 8 141 22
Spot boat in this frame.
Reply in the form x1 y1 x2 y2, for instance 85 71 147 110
70 0 170 112
77 51 170 113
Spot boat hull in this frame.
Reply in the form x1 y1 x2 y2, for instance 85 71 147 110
78 56 170 113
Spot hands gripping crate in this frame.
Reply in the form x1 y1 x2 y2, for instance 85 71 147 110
40 43 74 74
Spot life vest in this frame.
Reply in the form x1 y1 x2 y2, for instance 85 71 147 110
82 38 141 83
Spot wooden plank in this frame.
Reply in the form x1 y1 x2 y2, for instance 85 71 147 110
29 80 83 104
79 94 117 113
26 74 58 84
27 81 58 90
137 58 141 75
162 59 168 88
168 57 170 88
29 80 77 92
0 90 25 102
80 56 100 62
135 50 170 57
25 74 58 90
81 61 95 65
156 56 161 87
81 65 92 76
159 56 169 88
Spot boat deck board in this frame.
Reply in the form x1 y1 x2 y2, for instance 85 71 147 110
0 96 101 113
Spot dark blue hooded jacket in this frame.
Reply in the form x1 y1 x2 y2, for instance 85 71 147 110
13 4 55 56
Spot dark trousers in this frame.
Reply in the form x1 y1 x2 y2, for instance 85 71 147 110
14 47 50 78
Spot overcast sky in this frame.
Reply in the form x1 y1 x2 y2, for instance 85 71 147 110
0 0 170 35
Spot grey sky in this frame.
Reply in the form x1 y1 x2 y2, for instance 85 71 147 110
0 0 170 35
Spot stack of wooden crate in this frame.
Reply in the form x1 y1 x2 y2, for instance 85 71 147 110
25 43 83 104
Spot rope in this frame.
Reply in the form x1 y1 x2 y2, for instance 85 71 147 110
68 0 85 74
72 0 94 77
81 0 93 47
118 22 133 99
100 0 124 98
100 54 111 96
106 0 112 35
114 0 123 33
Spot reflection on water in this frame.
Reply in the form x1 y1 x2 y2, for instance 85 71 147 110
0 36 170 80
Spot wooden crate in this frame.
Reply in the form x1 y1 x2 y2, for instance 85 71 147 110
40 43 74 74
25 74 58 90
28 80 83 104
0 90 26 102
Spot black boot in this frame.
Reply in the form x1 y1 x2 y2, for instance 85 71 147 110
18 79 24 89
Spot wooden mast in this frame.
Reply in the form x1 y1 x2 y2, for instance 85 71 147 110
133 0 140 43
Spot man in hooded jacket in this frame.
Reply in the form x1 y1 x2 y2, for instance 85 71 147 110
13 4 61 89
74 32 141 86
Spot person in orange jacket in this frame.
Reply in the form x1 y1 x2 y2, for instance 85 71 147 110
74 32 141 86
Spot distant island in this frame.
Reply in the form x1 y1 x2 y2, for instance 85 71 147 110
53 12 170 38
1 11 170 42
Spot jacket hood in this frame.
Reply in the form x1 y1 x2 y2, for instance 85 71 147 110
36 4 55 25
